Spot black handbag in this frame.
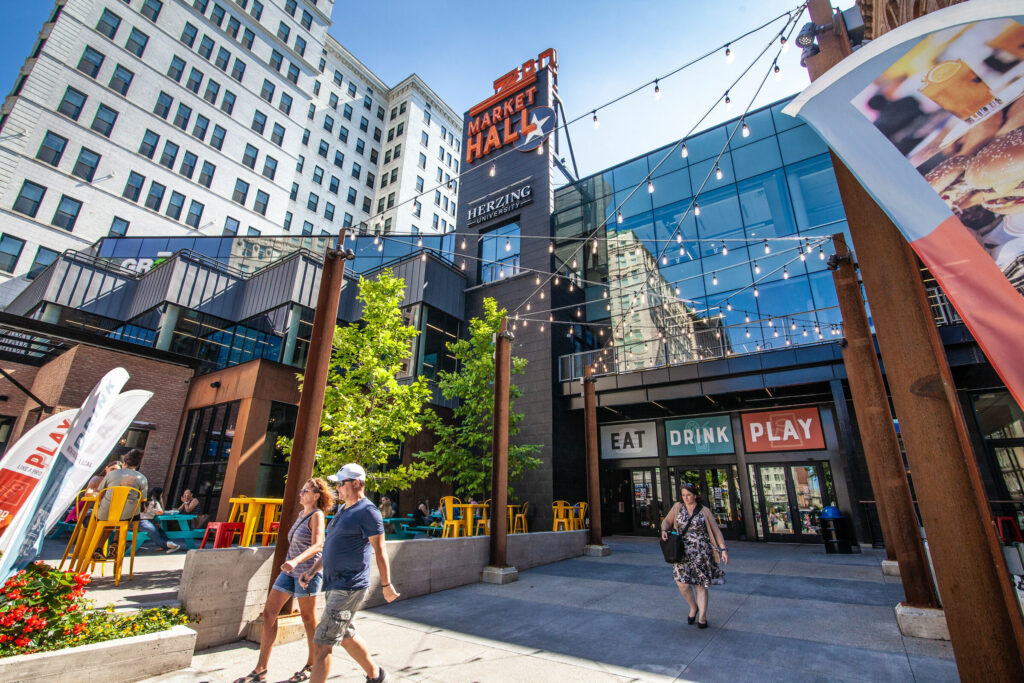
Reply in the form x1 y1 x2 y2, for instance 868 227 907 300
659 504 701 563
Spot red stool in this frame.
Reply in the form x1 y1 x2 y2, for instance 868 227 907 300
995 516 1023 544
200 522 245 548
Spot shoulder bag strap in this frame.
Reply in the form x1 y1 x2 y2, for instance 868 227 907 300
677 503 701 537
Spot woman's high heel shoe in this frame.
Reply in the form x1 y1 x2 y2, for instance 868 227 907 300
698 619 709 629
687 613 697 625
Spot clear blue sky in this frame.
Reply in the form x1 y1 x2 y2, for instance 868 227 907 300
0 0 811 176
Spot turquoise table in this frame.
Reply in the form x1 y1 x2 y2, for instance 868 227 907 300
157 513 198 549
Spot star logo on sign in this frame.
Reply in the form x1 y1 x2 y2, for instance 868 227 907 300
515 105 556 152
524 112 552 144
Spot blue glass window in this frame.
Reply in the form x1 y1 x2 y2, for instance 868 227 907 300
480 222 520 283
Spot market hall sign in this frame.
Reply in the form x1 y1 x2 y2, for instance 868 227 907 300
466 183 533 227
600 421 657 460
665 414 734 456
465 48 557 164
741 407 826 453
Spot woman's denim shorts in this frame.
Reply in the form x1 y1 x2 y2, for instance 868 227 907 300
272 570 322 597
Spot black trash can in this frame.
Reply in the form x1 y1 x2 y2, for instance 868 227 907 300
820 506 852 554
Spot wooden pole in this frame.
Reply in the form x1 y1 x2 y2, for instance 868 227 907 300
271 231 350 589
805 1 1024 675
829 233 937 607
489 317 511 567
583 364 602 546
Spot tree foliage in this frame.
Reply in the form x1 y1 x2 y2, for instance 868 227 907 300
416 298 541 498
279 268 434 492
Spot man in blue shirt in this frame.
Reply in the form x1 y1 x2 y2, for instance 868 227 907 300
300 463 398 683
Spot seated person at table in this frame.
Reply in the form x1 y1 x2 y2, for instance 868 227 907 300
378 495 394 519
413 498 430 526
92 449 147 559
86 460 123 494
172 489 199 515
139 487 180 553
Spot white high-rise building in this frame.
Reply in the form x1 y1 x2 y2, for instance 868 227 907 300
0 0 460 291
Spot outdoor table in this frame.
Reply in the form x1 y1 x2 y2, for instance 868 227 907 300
228 497 283 546
453 503 488 536
156 513 197 549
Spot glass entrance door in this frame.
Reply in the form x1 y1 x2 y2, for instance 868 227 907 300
631 468 663 535
750 463 832 542
668 466 743 540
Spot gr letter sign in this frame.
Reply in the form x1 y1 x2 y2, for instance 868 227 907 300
600 421 658 460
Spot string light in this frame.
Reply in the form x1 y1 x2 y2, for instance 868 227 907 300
715 166 723 180
780 34 789 53
373 235 379 245
499 266 504 278
745 313 751 323
712 272 718 286
592 111 599 128
768 318 774 327
460 237 466 250
616 210 623 224
773 61 782 81
505 237 512 252
377 241 383 252
742 121 750 137
745 328 751 338
421 252 426 262
662 255 668 265
799 246 806 262
679 245 685 257
647 180 654 194
721 242 728 256
569 281 575 292
676 233 682 244
602 288 608 298
724 91 732 110
591 240 597 254
460 260 466 271
726 300 732 311
654 80 661 99
819 247 825 260
571 257 577 269
753 286 759 297
764 240 770 254
783 267 789 279
548 241 554 253
754 261 760 274
553 274 559 285
416 236 423 247
806 242 813 254
694 202 701 216
535 274 541 285
681 143 689 158
489 163 496 177
725 44 734 63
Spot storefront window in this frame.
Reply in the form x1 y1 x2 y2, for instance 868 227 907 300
418 306 460 380
973 392 1024 439
256 401 296 497
170 400 238 516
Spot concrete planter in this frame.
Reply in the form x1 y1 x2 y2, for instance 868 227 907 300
179 530 589 649
0 624 197 682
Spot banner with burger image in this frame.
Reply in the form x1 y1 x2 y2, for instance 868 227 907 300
785 1 1024 411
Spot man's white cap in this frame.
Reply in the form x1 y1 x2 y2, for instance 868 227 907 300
327 463 366 483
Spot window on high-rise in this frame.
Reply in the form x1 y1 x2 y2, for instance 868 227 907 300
57 87 86 120
141 0 163 22
254 190 269 216
73 147 101 181
36 132 68 167
109 64 133 95
168 55 185 81
271 123 285 146
180 23 197 47
263 156 277 180
109 216 129 237
13 180 46 217
192 114 209 141
216 47 231 71
125 28 149 57
145 181 165 211
185 200 204 228
480 222 521 283
233 178 249 205
221 90 236 115
242 143 258 169
180 151 198 179
0 234 25 273
154 91 173 118
123 172 145 202
199 161 215 187
166 191 185 220
139 130 159 158
97 9 121 38
52 195 83 231
77 46 104 78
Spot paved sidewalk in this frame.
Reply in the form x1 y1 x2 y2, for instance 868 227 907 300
141 537 958 682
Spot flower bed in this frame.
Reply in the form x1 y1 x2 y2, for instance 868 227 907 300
0 562 189 657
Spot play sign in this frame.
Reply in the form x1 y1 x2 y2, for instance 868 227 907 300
741 407 826 453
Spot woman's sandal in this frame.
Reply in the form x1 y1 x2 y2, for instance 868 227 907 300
233 669 267 683
289 664 313 682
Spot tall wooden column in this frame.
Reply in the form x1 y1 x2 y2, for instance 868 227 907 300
488 318 511 568
583 364 603 546
829 233 937 607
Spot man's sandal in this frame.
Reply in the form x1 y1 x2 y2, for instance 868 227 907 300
232 669 266 683
289 664 313 682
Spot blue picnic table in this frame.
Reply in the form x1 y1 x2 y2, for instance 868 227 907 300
157 513 200 548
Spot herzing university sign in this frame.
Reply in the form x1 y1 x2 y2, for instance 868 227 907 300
466 184 533 227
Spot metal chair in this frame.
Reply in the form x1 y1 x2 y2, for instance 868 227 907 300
440 495 462 537
513 501 529 534
475 499 491 535
572 501 588 530
77 486 143 586
552 500 572 531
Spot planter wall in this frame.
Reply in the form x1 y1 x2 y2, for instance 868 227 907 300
0 624 196 682
178 529 588 649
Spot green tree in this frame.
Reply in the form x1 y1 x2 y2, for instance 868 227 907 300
416 298 541 497
279 268 434 492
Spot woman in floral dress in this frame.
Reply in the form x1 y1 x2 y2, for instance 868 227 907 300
660 482 728 628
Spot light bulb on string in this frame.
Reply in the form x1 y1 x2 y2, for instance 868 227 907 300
783 267 789 280
489 163 496 177
634 245 641 257
540 291 545 300
537 143 544 155
592 111 599 128
662 255 668 265
742 121 750 137
535 274 541 285
460 260 466 271
460 237 466 250
576 307 582 318
616 210 623 224
499 266 504 278
654 80 661 99
754 261 760 274
571 257 577 269
373 235 379 245
814 325 820 333
591 240 598 254
721 242 728 256
802 328 808 337
569 281 575 292
791 321 797 330
773 330 779 338
753 286 759 297
819 247 826 260
694 202 701 216
679 245 684 257
768 318 774 327
526 302 531 311
745 313 750 323
377 241 383 252
715 166 723 180
540 323 545 332
799 247 806 262
724 91 732 110
505 237 511 252
806 242 813 254
675 286 681 296
548 241 554 253
712 272 718 286
725 44 734 63
764 240 770 254
647 180 654 194
421 252 426 262
417 236 423 247
553 274 559 285
676 233 682 244
745 328 751 338
602 288 608 298
780 33 789 52
726 300 732 311
773 62 782 81
681 143 688 158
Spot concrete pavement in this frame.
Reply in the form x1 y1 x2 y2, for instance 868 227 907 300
134 537 957 682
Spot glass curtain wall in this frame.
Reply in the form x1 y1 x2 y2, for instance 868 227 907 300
169 400 239 516
553 99 850 372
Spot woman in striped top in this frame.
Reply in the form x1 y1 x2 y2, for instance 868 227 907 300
235 478 333 683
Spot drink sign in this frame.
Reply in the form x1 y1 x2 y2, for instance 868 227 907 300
665 414 734 456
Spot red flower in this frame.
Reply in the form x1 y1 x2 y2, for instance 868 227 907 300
14 637 28 647
72 623 85 635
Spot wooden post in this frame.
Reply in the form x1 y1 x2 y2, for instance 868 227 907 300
805 1 1024 675
583 364 603 546
829 233 937 607
488 317 511 568
271 231 350 589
